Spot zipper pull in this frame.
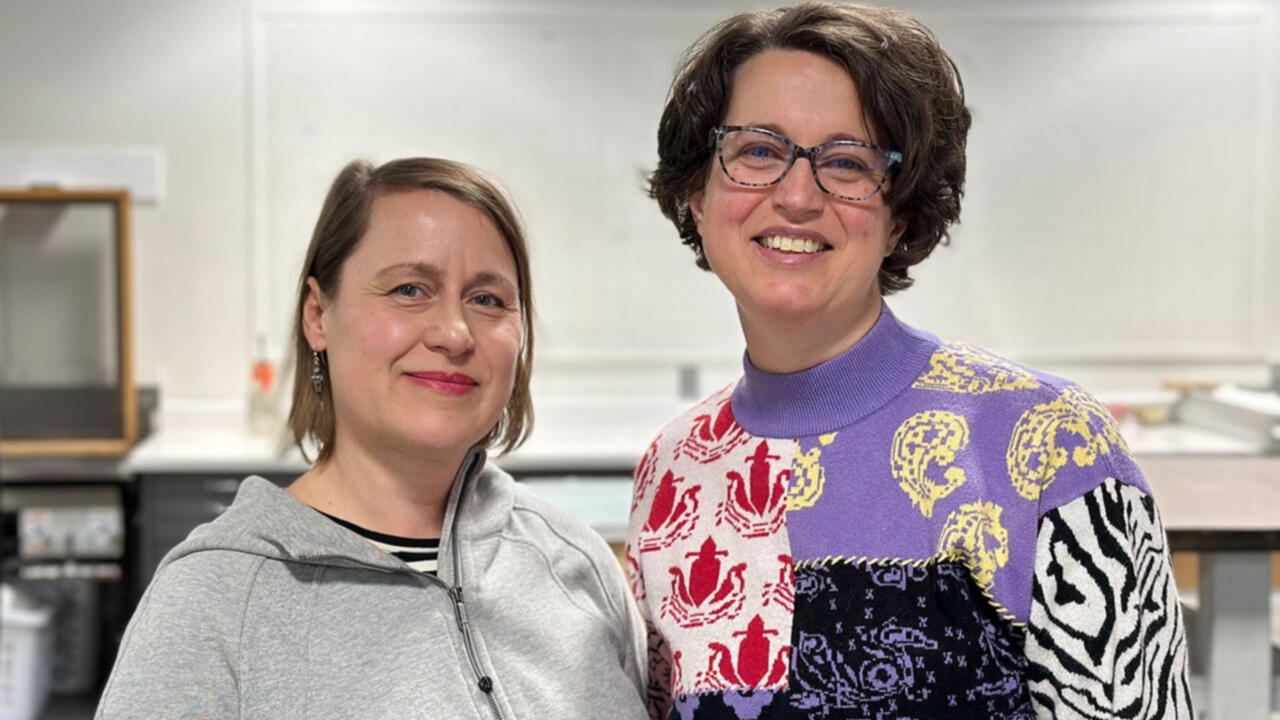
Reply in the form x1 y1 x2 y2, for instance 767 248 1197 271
448 586 495 696
449 585 469 629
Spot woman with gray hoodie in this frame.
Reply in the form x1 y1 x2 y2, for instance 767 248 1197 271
96 157 648 719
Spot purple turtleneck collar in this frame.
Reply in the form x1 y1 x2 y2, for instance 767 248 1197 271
730 304 939 438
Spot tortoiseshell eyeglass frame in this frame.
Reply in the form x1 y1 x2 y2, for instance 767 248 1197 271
711 125 903 202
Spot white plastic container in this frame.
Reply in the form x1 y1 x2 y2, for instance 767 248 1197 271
0 585 54 720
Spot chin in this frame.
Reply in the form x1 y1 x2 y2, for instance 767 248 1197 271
745 288 826 318
398 420 487 457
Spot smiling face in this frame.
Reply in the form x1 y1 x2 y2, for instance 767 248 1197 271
302 189 522 466
689 49 905 371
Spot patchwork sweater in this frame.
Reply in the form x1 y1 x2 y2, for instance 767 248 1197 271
626 306 1193 720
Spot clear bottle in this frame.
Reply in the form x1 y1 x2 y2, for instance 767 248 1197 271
248 334 280 436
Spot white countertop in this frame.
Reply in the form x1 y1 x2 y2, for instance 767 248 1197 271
128 396 1267 475
126 396 698 476
1115 418 1265 456
126 400 306 475
123 398 1274 543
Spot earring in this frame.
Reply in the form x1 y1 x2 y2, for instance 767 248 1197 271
677 201 691 227
311 350 324 395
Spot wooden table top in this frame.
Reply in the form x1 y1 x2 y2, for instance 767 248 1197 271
1141 455 1280 551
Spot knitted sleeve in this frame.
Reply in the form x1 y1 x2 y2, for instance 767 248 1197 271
627 437 676 720
1024 474 1194 718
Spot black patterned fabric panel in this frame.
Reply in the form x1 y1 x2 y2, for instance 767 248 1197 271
668 560 1034 719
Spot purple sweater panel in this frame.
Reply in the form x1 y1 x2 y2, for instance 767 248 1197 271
729 304 1150 624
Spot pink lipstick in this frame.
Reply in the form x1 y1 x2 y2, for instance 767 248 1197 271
405 371 478 395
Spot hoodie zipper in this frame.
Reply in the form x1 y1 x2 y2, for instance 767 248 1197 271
441 449 506 720
304 561 505 718
447 584 504 720
300 450 505 719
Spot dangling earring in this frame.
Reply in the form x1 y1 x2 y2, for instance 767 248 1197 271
311 350 324 395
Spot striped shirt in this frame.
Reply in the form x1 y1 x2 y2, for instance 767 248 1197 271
319 511 440 576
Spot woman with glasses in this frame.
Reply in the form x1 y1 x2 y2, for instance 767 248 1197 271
98 158 647 719
626 4 1192 719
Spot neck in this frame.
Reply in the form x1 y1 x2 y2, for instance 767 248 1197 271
730 300 938 438
740 293 883 374
288 429 474 538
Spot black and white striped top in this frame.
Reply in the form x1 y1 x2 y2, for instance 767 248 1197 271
320 511 440 576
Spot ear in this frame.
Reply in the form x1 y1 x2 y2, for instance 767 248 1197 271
301 277 330 352
884 217 908 258
688 189 706 227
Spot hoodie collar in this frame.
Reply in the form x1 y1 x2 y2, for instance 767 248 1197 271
172 446 506 581
730 304 938 438
181 476 404 572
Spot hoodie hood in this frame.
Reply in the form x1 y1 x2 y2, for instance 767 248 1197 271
165 446 504 582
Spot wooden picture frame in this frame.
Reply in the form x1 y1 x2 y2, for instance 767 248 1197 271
0 188 136 457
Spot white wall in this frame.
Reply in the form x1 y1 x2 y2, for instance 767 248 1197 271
897 1 1280 391
0 0 248 399
2 0 1277 404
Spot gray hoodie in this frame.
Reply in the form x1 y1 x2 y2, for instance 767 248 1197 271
96 450 648 719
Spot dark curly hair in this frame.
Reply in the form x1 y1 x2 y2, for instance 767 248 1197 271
648 2 971 294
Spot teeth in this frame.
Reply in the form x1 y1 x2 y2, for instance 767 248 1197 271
757 235 826 254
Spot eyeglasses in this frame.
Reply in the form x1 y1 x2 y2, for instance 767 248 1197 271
711 126 903 202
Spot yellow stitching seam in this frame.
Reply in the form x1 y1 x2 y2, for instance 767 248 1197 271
793 550 1026 628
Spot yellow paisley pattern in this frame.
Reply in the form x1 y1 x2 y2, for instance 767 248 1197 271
938 501 1010 589
913 343 1040 395
787 432 837 511
1007 386 1131 501
891 411 970 518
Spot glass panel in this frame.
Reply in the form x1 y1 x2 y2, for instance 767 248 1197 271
0 200 122 440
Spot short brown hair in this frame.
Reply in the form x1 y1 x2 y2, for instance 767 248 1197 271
288 158 534 463
648 2 971 294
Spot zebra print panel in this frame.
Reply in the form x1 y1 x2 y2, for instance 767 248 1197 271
1025 477 1193 719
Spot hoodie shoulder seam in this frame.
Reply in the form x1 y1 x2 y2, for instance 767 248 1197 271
509 503 626 631
496 529 629 655
234 554 268 719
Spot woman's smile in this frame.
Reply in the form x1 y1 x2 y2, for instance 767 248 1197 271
750 226 834 266
404 370 479 395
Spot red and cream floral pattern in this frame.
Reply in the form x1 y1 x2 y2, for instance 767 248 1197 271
628 385 795 704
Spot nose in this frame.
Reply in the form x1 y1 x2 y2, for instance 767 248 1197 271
772 156 825 219
421 299 475 358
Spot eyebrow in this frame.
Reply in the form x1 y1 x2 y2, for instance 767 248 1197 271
469 270 519 295
374 262 443 284
373 262 518 294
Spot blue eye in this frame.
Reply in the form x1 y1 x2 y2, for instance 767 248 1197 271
825 155 870 171
471 293 506 309
743 144 780 159
393 284 421 298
